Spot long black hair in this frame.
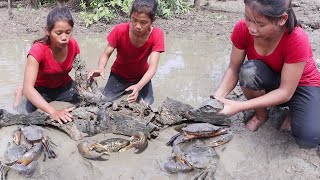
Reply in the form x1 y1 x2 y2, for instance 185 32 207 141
244 0 299 34
130 0 158 22
34 6 74 44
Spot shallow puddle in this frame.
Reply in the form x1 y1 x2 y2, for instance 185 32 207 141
0 36 230 112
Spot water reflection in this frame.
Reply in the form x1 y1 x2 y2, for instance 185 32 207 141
0 36 230 112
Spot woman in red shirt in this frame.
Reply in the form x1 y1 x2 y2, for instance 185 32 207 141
88 0 165 105
14 6 80 124
214 0 320 148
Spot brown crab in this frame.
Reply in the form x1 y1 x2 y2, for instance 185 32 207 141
1 142 42 178
167 123 231 146
12 125 56 159
163 135 220 179
78 131 148 160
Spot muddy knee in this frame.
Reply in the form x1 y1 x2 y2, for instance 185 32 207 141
239 60 279 91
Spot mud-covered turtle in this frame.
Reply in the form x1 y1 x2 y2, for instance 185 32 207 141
186 98 230 126
13 125 56 159
163 135 219 179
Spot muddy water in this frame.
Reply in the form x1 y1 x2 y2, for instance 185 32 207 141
0 36 233 179
0 36 230 112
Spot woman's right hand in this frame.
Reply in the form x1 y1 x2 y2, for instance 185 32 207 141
87 69 105 80
49 107 75 124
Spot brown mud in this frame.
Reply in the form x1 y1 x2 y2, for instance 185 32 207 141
0 0 319 179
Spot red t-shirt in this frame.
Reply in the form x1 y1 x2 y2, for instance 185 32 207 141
231 19 320 86
28 38 80 88
107 22 165 82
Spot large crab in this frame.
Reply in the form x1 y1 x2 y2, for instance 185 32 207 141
163 135 220 179
163 123 233 179
1 125 57 179
1 142 41 178
78 131 148 160
12 125 56 159
167 123 232 146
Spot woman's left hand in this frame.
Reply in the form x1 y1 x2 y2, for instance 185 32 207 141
125 84 141 103
215 97 243 117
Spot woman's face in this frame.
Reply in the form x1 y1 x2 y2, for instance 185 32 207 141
130 12 153 37
244 5 281 39
47 20 72 49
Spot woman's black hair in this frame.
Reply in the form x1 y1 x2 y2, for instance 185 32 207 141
130 0 158 22
244 0 299 34
34 6 74 44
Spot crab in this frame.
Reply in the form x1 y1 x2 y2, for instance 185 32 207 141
163 123 233 179
78 131 149 160
1 142 42 178
167 123 231 146
12 125 56 159
163 135 220 179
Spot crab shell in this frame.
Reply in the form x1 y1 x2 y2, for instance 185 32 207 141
20 125 44 142
182 123 223 136
96 138 130 152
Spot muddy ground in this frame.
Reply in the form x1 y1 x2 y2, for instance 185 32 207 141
0 0 320 179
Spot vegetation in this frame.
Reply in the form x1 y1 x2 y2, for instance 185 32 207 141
79 0 192 27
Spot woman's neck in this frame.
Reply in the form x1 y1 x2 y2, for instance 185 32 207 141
50 45 68 62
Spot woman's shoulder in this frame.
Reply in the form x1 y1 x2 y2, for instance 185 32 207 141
285 27 310 46
112 22 130 32
287 27 308 39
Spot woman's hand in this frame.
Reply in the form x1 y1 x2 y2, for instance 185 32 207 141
125 84 141 103
87 69 105 80
49 107 75 124
214 97 243 117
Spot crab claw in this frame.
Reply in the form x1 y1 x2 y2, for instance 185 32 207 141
77 141 109 160
12 128 22 145
163 156 193 174
11 161 38 178
17 143 42 166
129 131 148 151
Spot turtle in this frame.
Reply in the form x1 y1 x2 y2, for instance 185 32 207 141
185 98 231 126
163 135 219 179
13 125 56 159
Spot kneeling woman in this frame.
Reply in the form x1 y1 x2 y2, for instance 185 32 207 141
14 6 80 124
214 0 320 148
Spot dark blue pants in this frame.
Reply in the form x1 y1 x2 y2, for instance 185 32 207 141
239 60 320 148
103 72 154 105
25 80 80 113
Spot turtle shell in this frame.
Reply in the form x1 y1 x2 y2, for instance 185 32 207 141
198 98 223 113
21 125 44 141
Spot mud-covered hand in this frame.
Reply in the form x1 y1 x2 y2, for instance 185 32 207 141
125 84 141 103
49 107 75 124
214 97 243 117
87 69 106 80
